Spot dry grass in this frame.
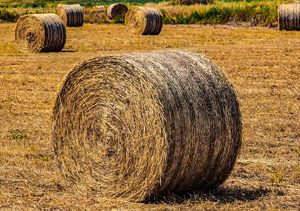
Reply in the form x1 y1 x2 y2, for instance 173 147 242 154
0 23 299 209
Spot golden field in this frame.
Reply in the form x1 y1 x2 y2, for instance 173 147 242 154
0 23 299 209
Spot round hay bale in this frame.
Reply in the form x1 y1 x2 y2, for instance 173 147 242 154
56 4 84 27
15 14 66 52
125 7 163 35
107 3 128 20
52 50 242 202
279 4 300 31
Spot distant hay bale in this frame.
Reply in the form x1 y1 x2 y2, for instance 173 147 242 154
107 3 128 20
56 4 84 27
15 14 66 52
180 0 208 5
279 4 300 31
52 50 242 202
125 7 163 35
95 6 105 10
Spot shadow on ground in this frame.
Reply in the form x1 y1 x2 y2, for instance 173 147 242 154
147 186 278 204
61 50 77 53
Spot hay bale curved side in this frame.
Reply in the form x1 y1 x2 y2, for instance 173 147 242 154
279 4 300 31
52 50 242 202
57 4 84 27
15 14 66 52
107 3 128 20
125 7 162 35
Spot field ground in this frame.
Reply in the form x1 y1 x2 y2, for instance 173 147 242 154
0 23 300 209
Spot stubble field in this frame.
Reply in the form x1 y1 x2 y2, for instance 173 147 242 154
0 23 299 210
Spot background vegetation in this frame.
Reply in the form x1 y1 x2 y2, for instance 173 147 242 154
0 1 279 26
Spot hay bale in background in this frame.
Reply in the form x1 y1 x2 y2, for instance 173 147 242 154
125 7 162 35
52 50 242 202
107 3 128 20
56 4 84 27
279 4 300 31
180 0 208 5
15 14 66 52
96 6 105 10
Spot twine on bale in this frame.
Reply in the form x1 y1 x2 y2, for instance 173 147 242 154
125 7 163 35
278 4 300 31
107 3 128 20
15 14 66 52
52 50 242 202
56 4 84 27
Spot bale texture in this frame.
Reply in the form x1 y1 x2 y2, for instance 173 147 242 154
15 14 66 52
107 3 128 20
125 7 162 35
56 4 84 27
279 4 300 31
52 50 242 202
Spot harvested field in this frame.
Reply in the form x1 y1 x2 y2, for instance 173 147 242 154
0 23 299 209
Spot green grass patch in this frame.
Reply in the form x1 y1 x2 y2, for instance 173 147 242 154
162 2 278 26
9 130 30 140
0 1 279 26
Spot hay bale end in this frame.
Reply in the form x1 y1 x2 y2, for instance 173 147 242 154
107 3 128 20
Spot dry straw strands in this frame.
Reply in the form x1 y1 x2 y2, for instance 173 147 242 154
57 4 84 27
15 14 66 52
52 50 242 202
279 4 300 31
125 7 163 35
107 3 128 20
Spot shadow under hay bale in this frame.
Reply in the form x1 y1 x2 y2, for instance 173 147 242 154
52 50 242 202
107 3 128 20
125 7 163 35
278 4 300 31
150 186 272 204
15 14 66 52
57 4 84 27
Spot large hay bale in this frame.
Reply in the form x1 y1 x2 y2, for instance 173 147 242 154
15 14 66 52
125 7 162 35
56 4 84 27
279 4 300 31
107 3 128 20
52 50 242 202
